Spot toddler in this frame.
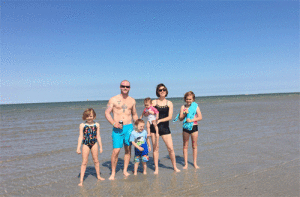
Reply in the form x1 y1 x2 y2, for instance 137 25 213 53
130 119 151 175
140 97 159 137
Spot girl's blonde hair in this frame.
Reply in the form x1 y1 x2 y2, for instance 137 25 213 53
184 91 195 101
82 108 96 120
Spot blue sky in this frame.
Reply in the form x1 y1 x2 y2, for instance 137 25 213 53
1 0 299 104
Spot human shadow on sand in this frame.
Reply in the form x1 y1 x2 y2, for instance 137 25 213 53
77 166 104 181
102 158 135 174
101 154 187 174
174 155 194 167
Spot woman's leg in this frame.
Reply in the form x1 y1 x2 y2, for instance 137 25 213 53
147 121 151 137
182 131 190 169
161 134 180 172
91 143 105 180
151 132 159 174
191 131 199 169
79 145 90 186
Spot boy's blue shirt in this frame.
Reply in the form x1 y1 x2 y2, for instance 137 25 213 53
130 129 148 156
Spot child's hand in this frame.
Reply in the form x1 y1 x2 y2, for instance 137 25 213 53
138 147 144 151
186 118 193 123
148 110 154 115
184 108 189 114
99 147 103 153
148 146 151 152
77 149 81 154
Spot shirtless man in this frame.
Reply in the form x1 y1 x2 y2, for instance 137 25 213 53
105 80 138 180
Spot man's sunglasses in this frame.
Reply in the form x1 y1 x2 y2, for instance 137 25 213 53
120 85 130 88
158 88 167 92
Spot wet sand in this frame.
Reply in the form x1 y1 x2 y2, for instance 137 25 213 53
1 93 299 196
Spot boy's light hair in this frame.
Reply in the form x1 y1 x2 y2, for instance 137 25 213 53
82 108 96 120
144 97 152 104
134 119 145 126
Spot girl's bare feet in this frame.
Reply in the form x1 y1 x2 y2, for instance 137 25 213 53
183 165 188 169
194 164 200 169
143 171 147 175
97 176 105 180
123 171 130 176
174 168 181 172
109 174 115 180
78 182 83 186
154 170 158 174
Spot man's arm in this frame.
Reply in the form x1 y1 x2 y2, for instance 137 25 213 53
132 100 138 122
105 98 115 125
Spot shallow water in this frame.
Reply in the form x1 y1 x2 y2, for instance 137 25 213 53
1 93 299 196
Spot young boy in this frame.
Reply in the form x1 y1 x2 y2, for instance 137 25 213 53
130 119 151 175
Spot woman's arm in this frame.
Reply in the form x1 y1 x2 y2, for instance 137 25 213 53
96 123 103 153
76 124 84 154
157 100 173 123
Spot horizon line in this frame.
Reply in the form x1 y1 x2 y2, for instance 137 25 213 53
1 92 299 106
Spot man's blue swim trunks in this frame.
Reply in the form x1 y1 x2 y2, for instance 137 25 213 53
112 124 133 149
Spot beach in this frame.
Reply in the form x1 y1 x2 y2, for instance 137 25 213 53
1 93 299 196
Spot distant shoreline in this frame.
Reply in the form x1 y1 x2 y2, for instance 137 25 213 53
1 92 299 106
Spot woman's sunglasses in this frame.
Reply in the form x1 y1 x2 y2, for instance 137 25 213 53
158 88 167 92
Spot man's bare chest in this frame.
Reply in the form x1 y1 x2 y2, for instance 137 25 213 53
114 100 132 112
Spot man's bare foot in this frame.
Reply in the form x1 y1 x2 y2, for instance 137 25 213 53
109 174 115 180
78 182 83 186
154 170 158 174
194 165 200 169
123 171 130 176
183 165 188 169
97 176 105 180
174 168 181 172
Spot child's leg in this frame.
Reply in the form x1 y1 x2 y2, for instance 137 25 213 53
182 131 190 169
134 158 140 175
191 131 199 169
79 145 90 186
91 143 105 180
147 121 151 136
142 162 147 174
152 120 159 137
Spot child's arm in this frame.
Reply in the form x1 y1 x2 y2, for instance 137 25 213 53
140 111 145 119
96 123 103 153
189 106 203 122
76 124 84 154
132 141 144 152
179 105 187 121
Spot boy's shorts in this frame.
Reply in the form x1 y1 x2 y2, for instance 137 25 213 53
112 124 133 149
134 155 149 163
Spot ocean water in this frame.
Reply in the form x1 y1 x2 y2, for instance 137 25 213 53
0 93 299 196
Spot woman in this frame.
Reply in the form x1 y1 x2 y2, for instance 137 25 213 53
150 83 180 174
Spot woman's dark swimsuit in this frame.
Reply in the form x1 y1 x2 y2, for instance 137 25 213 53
150 102 171 136
82 123 97 149
183 125 198 134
